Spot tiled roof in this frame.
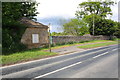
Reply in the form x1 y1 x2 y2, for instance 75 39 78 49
20 17 48 28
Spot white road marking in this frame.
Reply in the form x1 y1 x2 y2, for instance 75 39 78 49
3 46 118 78
2 51 97 77
1 46 112 69
3 47 117 78
3 47 110 77
93 48 118 59
34 48 117 79
93 52 109 59
112 49 118 51
34 61 83 79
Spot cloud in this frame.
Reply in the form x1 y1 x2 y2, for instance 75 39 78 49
36 0 88 18
36 0 119 18
36 16 70 32
36 0 119 32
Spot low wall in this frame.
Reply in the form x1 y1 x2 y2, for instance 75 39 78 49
52 36 110 44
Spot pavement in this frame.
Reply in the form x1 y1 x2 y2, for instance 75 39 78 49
1 44 119 79
49 45 85 54
46 42 116 54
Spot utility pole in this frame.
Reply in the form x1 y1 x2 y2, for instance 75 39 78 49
93 13 95 36
48 23 51 52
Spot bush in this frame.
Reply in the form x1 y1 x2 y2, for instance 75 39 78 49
114 22 120 38
2 22 27 55
67 41 75 44
89 19 116 36
78 40 90 43
2 23 27 55
2 42 27 55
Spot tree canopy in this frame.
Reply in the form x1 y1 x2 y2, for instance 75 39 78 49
75 0 118 36
89 18 116 36
2 2 39 54
63 19 89 36
2 2 39 27
114 22 120 38
75 1 115 19
51 32 67 36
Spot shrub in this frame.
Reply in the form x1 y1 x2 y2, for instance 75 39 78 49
2 42 27 55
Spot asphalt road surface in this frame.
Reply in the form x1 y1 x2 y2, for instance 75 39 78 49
1 45 119 79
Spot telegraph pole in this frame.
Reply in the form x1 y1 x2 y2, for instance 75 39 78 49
93 13 95 36
48 23 51 52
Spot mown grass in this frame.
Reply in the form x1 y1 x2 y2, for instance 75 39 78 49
1 39 118 66
42 40 115 51
78 41 117 49
1 51 57 65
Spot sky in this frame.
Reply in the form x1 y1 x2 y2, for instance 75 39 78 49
36 0 119 32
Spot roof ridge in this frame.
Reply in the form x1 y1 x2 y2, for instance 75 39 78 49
19 17 48 28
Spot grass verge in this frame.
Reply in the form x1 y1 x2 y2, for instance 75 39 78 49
78 41 117 49
1 51 57 66
1 39 118 66
42 40 116 51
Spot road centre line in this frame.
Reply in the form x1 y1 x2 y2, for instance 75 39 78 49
34 61 83 79
3 47 117 78
2 50 99 77
3 45 118 70
93 48 118 59
112 48 118 51
34 48 116 79
1 46 113 69
1 50 84 69
2 47 110 76
34 47 117 79
93 52 109 59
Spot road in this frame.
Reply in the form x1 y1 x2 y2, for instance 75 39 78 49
1 45 119 79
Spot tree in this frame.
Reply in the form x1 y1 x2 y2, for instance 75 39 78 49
63 19 89 36
87 16 116 36
83 13 117 36
51 32 58 36
51 32 67 36
2 2 39 54
75 1 115 19
114 22 120 38
2 2 39 27
75 1 116 36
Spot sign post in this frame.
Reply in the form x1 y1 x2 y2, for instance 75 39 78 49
48 23 51 52
93 13 95 36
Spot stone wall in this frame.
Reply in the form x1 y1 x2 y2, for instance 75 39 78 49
21 27 49 49
52 36 110 44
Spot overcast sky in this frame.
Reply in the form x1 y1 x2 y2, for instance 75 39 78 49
36 0 119 32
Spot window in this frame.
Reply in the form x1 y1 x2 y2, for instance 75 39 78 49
32 34 39 43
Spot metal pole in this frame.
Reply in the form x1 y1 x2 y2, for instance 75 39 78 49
93 13 95 36
48 23 51 52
